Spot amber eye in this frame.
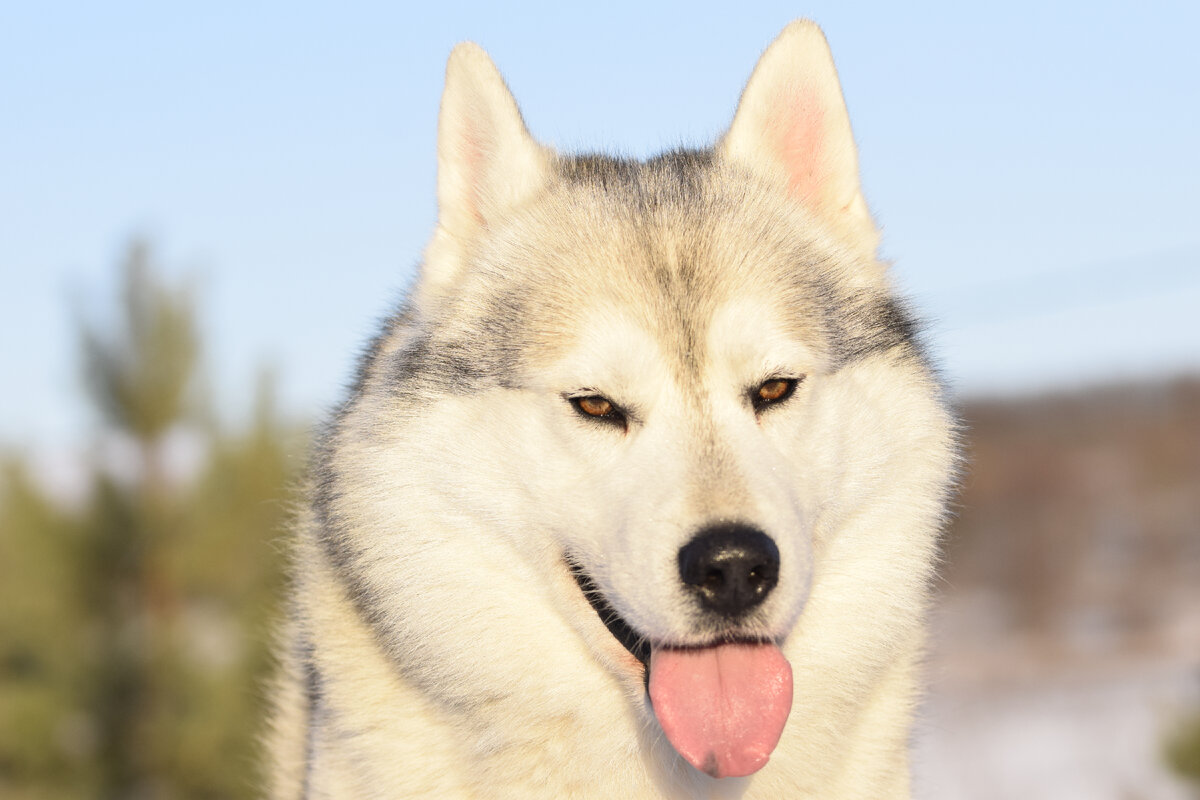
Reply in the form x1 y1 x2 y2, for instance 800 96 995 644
751 377 801 412
758 379 791 402
576 396 613 417
568 394 626 429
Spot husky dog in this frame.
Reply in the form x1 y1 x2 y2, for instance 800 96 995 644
268 20 957 799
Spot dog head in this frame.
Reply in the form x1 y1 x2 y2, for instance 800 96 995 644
324 21 955 781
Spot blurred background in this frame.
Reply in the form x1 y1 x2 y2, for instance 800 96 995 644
2 2 1197 798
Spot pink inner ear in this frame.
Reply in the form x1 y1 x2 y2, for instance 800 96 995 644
768 84 831 211
457 119 487 226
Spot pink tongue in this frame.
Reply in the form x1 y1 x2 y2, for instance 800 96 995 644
648 642 793 778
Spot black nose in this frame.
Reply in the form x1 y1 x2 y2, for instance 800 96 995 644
678 524 780 617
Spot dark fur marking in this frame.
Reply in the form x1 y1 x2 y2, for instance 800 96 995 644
311 437 355 574
831 293 922 366
309 418 426 671
557 148 714 200
386 334 516 399
310 434 393 628
299 636 322 799
383 294 530 401
343 304 415 407
388 333 486 393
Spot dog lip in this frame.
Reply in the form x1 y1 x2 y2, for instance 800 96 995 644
566 558 651 670
566 557 780 669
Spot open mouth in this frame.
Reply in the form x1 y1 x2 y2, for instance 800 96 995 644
567 558 650 668
566 556 794 779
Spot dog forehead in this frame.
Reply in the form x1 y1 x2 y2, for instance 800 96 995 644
539 292 817 396
451 151 887 386
706 295 827 377
545 304 672 385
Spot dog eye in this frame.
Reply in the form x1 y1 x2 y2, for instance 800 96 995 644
752 377 801 412
576 396 613 417
569 394 626 428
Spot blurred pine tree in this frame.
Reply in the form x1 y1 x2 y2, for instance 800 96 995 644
0 242 303 799
0 460 96 800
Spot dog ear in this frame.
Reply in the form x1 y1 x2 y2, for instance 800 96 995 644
720 21 878 253
424 43 549 294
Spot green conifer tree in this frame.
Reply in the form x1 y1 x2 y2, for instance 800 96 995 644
1 241 301 799
77 241 201 798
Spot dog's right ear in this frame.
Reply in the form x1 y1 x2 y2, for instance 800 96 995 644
422 43 549 297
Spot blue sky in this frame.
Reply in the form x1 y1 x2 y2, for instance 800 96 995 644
3 1 1199 451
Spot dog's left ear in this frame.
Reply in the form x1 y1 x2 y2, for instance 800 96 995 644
721 21 878 254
